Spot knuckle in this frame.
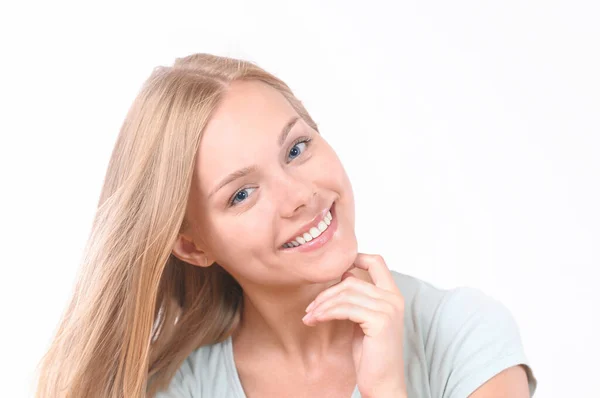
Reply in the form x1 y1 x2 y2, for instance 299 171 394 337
383 301 395 314
380 311 393 324
394 300 405 315
345 277 359 287
337 290 349 300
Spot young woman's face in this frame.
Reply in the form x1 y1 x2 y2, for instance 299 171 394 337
184 80 357 287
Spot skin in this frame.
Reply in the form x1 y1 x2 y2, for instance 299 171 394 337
172 79 368 395
171 79 529 397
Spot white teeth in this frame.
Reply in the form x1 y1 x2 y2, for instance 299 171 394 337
282 206 335 248
317 221 327 232
309 227 321 238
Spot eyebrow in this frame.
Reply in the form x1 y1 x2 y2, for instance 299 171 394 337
208 116 301 199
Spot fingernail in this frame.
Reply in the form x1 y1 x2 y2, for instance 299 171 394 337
302 313 312 322
305 301 315 312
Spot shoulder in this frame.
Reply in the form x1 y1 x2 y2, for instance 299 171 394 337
388 270 450 334
389 270 537 397
389 269 519 341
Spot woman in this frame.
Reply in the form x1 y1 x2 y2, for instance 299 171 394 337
35 53 537 397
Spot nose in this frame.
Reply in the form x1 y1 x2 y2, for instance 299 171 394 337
273 172 317 219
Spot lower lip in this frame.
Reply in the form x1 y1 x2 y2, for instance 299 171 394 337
281 202 338 253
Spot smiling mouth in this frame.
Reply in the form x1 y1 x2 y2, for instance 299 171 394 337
280 202 336 250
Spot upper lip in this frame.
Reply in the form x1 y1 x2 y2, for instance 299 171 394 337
281 203 332 246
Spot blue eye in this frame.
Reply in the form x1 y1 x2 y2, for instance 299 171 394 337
228 137 313 207
288 137 311 161
229 187 256 206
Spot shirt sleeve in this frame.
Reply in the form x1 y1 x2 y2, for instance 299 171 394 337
426 287 537 397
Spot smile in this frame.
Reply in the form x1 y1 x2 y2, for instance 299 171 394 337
280 202 338 253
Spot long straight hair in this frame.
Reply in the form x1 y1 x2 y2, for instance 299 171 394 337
35 53 319 398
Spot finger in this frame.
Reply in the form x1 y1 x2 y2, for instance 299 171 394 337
305 274 384 313
308 289 393 321
342 271 354 281
352 253 398 292
305 302 389 334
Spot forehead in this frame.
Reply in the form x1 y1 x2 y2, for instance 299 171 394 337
205 80 296 140
196 80 300 194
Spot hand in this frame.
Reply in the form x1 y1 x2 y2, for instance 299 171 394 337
302 253 407 398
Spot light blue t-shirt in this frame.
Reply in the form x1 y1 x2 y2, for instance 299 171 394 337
154 271 537 397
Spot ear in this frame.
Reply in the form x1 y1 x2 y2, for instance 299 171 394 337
171 233 215 268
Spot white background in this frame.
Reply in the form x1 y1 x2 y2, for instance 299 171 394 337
1 1 598 396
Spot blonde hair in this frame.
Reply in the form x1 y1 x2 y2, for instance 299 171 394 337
35 53 319 398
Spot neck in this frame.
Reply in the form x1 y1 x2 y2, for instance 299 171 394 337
232 277 355 364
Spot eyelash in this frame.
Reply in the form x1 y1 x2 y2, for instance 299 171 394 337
228 136 313 207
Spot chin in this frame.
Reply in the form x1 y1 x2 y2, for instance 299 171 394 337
307 237 358 283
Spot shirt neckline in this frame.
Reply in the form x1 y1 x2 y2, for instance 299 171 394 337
224 335 249 398
223 335 360 397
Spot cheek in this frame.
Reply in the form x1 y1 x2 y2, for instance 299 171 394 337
323 151 354 198
308 147 346 182
214 219 272 261
324 151 355 226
